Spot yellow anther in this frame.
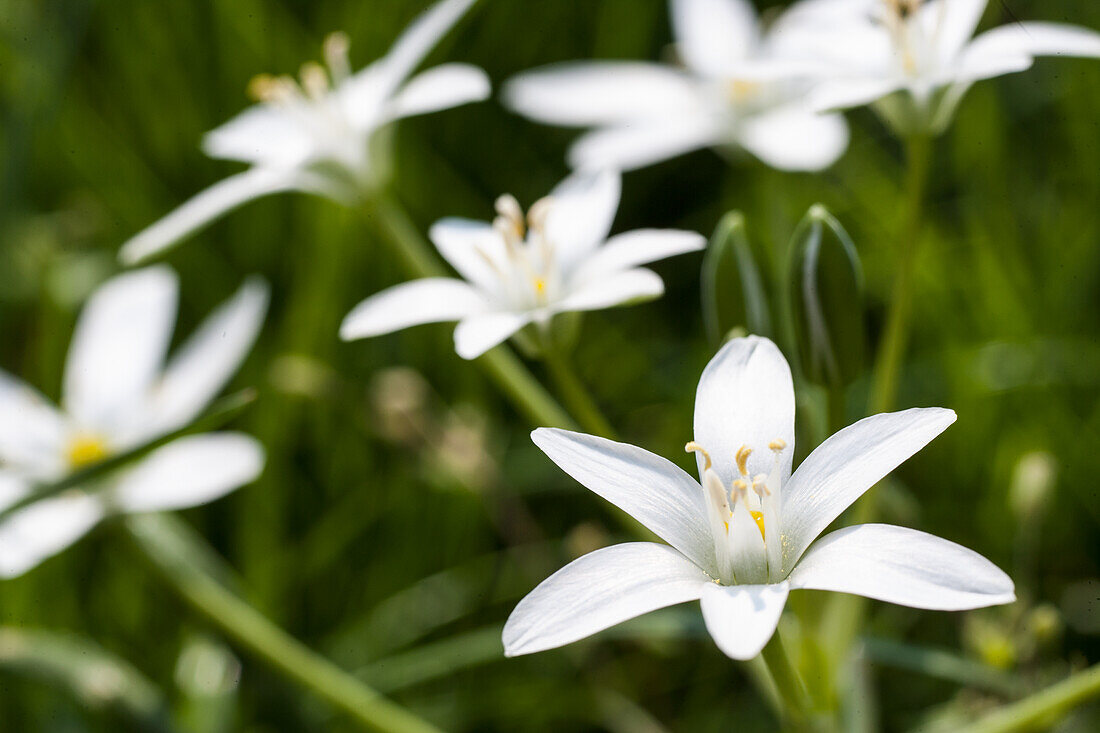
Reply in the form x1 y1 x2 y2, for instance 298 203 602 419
768 439 787 452
731 478 749 502
750 510 766 540
247 73 278 102
685 442 712 470
67 434 109 469
323 31 351 81
299 61 329 99
735 445 753 476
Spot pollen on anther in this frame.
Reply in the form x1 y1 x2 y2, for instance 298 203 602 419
685 441 712 470
768 439 787 452
735 445 752 476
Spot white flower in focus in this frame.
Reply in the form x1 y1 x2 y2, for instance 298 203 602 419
504 336 1014 660
772 0 1100 133
120 0 490 265
503 0 849 172
339 170 705 359
0 267 269 578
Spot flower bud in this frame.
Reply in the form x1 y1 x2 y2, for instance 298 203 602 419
787 204 865 388
701 211 772 345
1009 451 1058 521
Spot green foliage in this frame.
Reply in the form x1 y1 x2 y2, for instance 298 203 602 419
2 0 1100 731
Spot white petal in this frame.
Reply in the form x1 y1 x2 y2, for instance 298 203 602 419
0 488 104 579
202 105 315 166
780 408 957 570
119 168 306 265
700 581 789 660
573 229 706 282
967 21 1100 62
788 524 1015 610
429 218 508 292
375 0 477 99
503 62 702 126
110 433 264 513
144 278 268 438
0 371 66 472
543 170 621 268
671 0 759 76
693 336 795 486
556 268 665 313
63 267 178 437
809 77 904 112
532 428 715 570
453 311 530 360
503 542 710 656
341 278 488 342
738 107 849 171
919 0 988 65
568 116 722 172
387 63 490 121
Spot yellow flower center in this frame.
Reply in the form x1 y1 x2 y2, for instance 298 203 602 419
750 510 766 540
727 79 760 104
67 434 110 469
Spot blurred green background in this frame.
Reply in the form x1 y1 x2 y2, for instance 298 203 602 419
2 0 1100 730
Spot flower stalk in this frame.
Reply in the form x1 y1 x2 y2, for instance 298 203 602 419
127 514 441 733
536 328 616 440
760 631 815 729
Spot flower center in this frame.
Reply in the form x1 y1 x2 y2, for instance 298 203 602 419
483 194 558 308
686 438 787 583
726 79 760 105
67 433 110 469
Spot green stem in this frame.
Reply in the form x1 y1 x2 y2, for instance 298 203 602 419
365 191 578 430
537 329 616 440
942 663 1100 733
867 134 933 417
127 515 441 733
760 631 814 729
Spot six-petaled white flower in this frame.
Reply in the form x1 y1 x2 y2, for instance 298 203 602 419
120 0 490 265
504 336 1014 660
0 267 268 578
771 0 1100 134
503 0 849 172
339 170 705 359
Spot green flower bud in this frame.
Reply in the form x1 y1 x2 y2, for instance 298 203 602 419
701 211 771 345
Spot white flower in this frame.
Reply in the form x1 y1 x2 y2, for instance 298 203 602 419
120 0 490 265
0 267 269 578
504 336 1014 660
772 0 1100 133
503 0 849 172
339 170 705 359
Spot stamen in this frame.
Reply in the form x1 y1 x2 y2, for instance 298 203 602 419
735 445 752 476
768 439 787 452
731 478 749 503
527 196 553 233
299 61 330 100
751 474 770 497
323 31 351 83
685 442 712 470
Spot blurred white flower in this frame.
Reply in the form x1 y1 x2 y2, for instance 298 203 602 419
504 336 1014 660
340 170 705 359
503 0 849 172
772 0 1100 133
120 0 490 265
0 267 268 577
